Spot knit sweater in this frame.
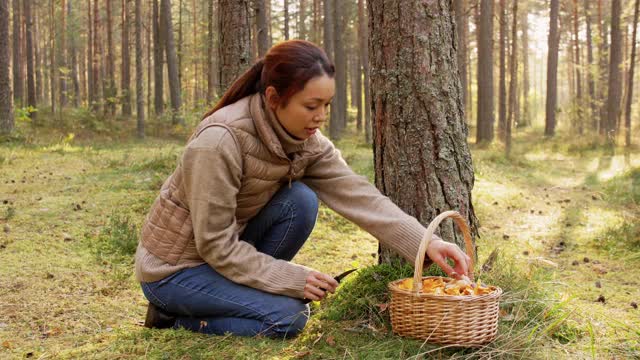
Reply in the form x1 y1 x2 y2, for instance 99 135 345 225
135 93 433 299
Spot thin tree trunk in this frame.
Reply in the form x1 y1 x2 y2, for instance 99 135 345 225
299 0 306 40
0 0 13 134
34 4 42 105
332 0 346 138
147 0 151 117
323 0 333 59
545 0 560 137
87 0 93 109
59 0 67 107
284 0 289 40
598 0 609 134
68 1 79 108
93 0 101 112
585 0 596 129
573 0 583 134
12 0 22 107
520 0 529 127
24 0 35 118
625 0 639 147
498 0 506 142
454 0 467 125
105 0 116 115
256 0 268 57
207 0 217 103
160 0 183 124
506 0 517 157
477 0 494 143
606 0 622 142
313 0 320 45
135 0 145 138
153 0 164 115
178 0 183 88
50 0 56 113
369 0 479 263
122 0 132 116
358 0 370 144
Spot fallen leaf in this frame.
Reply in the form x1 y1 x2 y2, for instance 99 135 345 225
2 340 11 349
325 336 336 346
375 303 389 312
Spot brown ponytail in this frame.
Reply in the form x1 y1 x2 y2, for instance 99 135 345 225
202 40 335 120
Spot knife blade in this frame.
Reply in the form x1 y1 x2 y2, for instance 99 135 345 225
302 268 358 304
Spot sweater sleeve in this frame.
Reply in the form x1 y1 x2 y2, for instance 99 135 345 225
181 127 312 298
302 134 438 266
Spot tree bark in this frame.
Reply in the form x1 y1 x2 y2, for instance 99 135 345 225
476 0 494 143
207 0 217 103
59 0 67 108
160 0 183 125
369 0 479 263
50 0 57 113
572 0 583 134
498 0 506 142
256 0 268 57
331 0 346 139
0 0 13 135
105 0 116 115
34 4 42 104
218 0 251 95
454 0 467 125
67 1 79 108
506 0 517 157
597 0 609 134
284 0 289 40
12 0 22 107
358 0 370 144
545 0 560 137
122 0 132 116
24 0 35 118
135 0 145 138
87 0 93 109
92 0 101 112
323 0 333 59
299 0 307 40
625 0 639 147
520 0 529 127
153 0 164 115
606 0 622 142
584 0 596 129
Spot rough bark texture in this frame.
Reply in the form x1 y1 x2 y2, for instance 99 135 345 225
520 0 529 127
572 0 582 134
545 0 560 137
454 0 467 125
625 0 639 147
0 0 13 134
323 0 333 59
160 0 183 125
256 0 268 58
369 0 479 263
358 0 371 144
106 0 116 115
331 0 346 139
498 0 506 141
218 0 250 95
92 0 101 112
476 0 494 143
606 0 622 142
122 0 132 116
135 0 144 138
506 0 517 157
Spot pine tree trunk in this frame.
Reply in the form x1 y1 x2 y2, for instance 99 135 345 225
299 0 306 40
506 0 517 157
218 0 250 95
50 0 56 113
572 0 583 134
256 0 268 57
160 0 183 124
93 0 101 112
87 0 93 109
59 0 67 108
498 0 506 142
122 0 132 116
597 0 608 134
24 0 35 118
323 0 333 59
584 0 596 130
0 0 13 135
34 5 42 105
67 1 79 108
153 0 164 115
313 0 320 45
135 0 145 138
454 0 467 125
606 0 622 142
207 0 216 103
358 0 370 144
625 0 639 147
105 0 116 115
284 0 289 40
331 0 346 139
545 0 560 137
477 0 494 143
13 0 22 107
369 0 479 263
520 0 529 127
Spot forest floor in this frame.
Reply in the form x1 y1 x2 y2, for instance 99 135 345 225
0 117 639 359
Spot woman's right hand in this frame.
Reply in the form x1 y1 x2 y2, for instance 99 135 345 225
304 271 339 301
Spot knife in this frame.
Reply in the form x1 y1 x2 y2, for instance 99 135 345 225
302 268 357 304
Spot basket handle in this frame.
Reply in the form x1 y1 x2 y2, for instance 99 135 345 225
412 211 475 293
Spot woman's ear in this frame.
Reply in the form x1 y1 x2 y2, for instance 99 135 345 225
265 86 280 110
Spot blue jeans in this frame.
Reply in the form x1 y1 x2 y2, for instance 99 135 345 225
141 181 319 338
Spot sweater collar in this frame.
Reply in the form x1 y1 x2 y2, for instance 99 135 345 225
250 93 306 158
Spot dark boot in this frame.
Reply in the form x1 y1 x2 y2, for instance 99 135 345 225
144 302 176 329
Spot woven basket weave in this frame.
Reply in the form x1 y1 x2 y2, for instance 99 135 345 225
388 211 502 346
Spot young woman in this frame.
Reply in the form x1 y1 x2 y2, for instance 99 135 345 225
135 40 471 338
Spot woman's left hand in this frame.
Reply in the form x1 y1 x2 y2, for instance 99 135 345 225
426 239 471 279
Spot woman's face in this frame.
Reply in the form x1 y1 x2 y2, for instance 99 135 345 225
266 74 335 140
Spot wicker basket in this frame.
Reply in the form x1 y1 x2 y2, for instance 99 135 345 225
388 211 502 346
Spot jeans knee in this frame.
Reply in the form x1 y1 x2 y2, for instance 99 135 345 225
271 300 309 338
289 182 318 224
